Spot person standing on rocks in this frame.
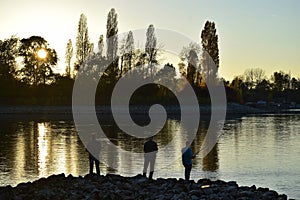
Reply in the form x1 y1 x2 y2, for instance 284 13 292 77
86 134 101 175
143 136 158 180
182 141 195 181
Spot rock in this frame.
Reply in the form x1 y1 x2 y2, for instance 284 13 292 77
190 195 199 200
202 187 214 195
263 190 278 199
257 187 269 193
189 189 202 196
227 181 238 187
278 194 288 200
224 185 238 194
208 193 219 199
0 186 14 200
135 177 149 184
239 190 255 198
0 174 288 200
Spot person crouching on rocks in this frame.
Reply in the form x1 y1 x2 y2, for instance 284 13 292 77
86 134 101 176
143 136 158 180
182 141 196 181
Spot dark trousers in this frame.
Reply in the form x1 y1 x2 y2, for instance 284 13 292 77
89 154 100 175
184 164 192 181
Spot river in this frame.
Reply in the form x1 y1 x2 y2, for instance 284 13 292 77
0 113 299 199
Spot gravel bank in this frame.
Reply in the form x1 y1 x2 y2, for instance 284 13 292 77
0 174 289 200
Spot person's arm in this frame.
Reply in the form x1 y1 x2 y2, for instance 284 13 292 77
154 142 158 151
189 148 195 159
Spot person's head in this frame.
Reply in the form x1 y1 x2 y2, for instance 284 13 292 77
91 133 96 140
186 141 191 147
148 136 154 141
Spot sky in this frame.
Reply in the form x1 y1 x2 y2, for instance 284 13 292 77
1 0 300 80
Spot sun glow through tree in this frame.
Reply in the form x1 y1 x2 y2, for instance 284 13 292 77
37 49 47 59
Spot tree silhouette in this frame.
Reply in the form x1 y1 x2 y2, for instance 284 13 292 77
243 68 266 89
179 42 201 86
75 14 91 72
65 39 73 78
105 8 119 86
0 36 19 80
97 34 104 58
119 31 135 76
201 21 219 83
106 8 118 64
271 71 290 92
145 24 158 77
18 36 57 85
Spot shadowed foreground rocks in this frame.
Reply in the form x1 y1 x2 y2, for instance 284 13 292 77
0 174 288 200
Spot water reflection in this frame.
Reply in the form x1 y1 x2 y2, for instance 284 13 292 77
0 119 88 186
0 115 299 199
37 122 48 177
0 117 220 186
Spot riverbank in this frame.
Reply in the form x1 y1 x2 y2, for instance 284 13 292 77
0 173 289 200
0 103 294 116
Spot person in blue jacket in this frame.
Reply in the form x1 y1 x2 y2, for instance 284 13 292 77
182 141 195 181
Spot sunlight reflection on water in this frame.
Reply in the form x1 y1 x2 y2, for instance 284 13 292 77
0 114 299 199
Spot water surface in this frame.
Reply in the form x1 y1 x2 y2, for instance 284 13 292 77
0 114 299 199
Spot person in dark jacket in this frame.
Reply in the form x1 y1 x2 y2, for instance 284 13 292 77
86 134 101 175
143 136 158 179
182 141 195 181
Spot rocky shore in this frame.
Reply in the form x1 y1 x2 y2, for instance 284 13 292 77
0 174 289 200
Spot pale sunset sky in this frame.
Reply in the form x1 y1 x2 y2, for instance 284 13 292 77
0 0 299 80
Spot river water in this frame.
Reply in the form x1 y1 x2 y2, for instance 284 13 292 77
0 113 299 199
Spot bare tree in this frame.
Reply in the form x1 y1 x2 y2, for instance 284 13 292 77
243 68 266 89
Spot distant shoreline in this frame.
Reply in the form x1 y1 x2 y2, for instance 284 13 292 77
0 103 298 116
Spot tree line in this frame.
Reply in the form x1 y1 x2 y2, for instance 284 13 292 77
0 8 299 106
227 68 300 105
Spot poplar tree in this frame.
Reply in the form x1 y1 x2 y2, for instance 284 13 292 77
106 8 118 63
201 21 219 83
119 31 134 75
65 39 73 77
97 34 104 58
145 24 158 77
75 14 91 71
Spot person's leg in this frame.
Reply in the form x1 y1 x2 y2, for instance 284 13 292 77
149 171 154 180
143 154 150 176
89 154 94 174
149 154 156 179
95 159 100 175
185 164 192 181
184 165 188 180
